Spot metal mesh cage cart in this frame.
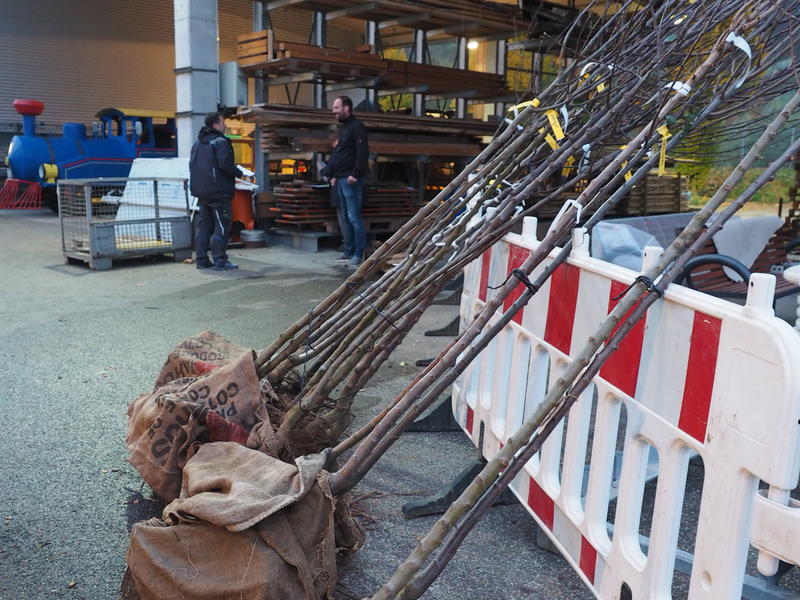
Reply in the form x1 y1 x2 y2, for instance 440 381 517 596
58 178 193 270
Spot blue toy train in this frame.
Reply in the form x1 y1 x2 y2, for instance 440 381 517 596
3 99 178 212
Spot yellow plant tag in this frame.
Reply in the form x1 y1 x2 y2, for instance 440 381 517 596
545 133 558 150
507 98 540 113
597 82 606 93
619 145 632 181
562 155 575 177
546 109 565 140
657 125 672 176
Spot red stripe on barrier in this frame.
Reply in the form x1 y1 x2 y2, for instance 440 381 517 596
527 477 554 529
678 312 721 443
599 280 647 397
543 263 580 355
478 248 492 302
466 406 475 435
504 244 531 324
580 535 597 584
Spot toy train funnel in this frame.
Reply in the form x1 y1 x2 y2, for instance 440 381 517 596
13 99 44 136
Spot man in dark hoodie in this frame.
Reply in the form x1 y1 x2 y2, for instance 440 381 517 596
190 112 239 270
327 96 369 267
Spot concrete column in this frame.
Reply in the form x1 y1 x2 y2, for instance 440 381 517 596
174 0 219 158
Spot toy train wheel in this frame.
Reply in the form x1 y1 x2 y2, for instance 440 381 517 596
43 188 59 214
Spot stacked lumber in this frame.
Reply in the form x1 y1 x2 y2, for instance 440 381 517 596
238 30 273 67
273 183 336 226
381 60 507 97
237 36 510 99
246 0 527 41
240 103 497 135
273 181 423 229
241 103 494 160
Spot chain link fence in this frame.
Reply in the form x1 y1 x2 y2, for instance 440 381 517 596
58 178 192 270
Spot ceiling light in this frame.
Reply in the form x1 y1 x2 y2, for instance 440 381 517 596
467 40 479 50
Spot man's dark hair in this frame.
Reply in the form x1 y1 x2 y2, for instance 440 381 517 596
336 96 353 112
205 111 224 128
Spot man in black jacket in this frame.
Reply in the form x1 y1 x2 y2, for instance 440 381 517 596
327 96 369 267
190 112 239 270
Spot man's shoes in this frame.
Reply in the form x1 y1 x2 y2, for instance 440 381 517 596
214 260 239 271
196 258 212 269
334 253 352 262
346 256 363 267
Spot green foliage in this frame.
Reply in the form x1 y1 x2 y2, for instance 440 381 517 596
688 165 795 206
675 127 720 197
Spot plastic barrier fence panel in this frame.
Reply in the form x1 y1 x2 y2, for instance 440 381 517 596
452 217 800 600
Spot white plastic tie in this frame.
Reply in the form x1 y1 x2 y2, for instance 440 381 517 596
726 31 752 59
546 199 582 238
560 106 569 132
579 62 596 77
503 105 525 131
579 143 591 173
726 32 752 88
663 81 692 96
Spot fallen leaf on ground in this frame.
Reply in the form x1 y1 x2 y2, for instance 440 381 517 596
100 469 108 473
67 581 77 589
4 516 12 520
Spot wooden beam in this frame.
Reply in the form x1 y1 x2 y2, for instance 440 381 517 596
265 0 306 10
326 2 379 20
268 72 318 86
426 20 482 37
376 85 431 96
326 77 381 91
378 13 432 29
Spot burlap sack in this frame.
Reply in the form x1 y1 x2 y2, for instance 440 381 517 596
153 330 249 389
126 350 269 502
125 443 339 600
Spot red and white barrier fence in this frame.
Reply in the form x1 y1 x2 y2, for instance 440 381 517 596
453 216 800 599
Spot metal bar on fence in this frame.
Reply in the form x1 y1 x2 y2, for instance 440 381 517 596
153 179 161 242
84 183 92 226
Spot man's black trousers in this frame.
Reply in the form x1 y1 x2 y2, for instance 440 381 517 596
195 197 232 263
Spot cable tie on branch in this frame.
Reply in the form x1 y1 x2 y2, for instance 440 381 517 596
345 281 403 334
489 268 536 294
611 275 663 301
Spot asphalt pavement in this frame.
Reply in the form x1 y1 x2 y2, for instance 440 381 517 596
0 210 592 600
3 209 799 600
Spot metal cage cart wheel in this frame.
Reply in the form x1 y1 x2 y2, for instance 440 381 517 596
57 177 193 270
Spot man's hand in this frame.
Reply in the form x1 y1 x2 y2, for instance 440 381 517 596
347 175 357 185
330 178 337 186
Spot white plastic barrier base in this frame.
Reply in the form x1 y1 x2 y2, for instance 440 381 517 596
452 217 800 600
